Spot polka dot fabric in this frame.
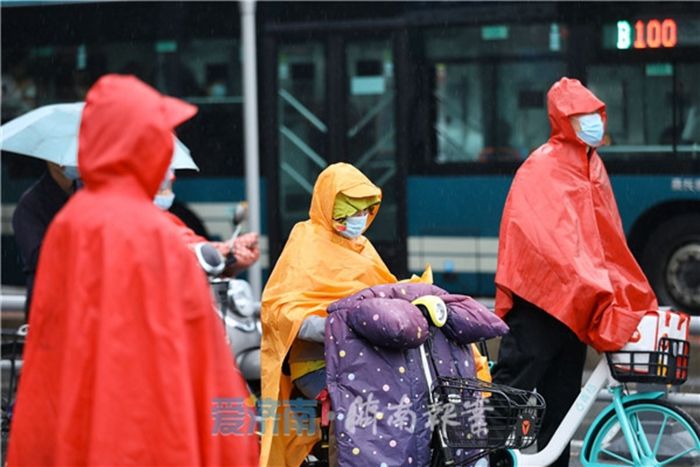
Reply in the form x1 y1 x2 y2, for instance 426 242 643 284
325 283 508 466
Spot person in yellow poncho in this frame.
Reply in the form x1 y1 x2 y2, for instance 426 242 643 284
260 163 397 466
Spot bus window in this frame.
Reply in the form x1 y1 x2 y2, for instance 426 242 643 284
677 63 700 152
94 38 245 177
277 41 327 236
178 39 242 101
496 62 565 161
425 24 567 165
346 39 398 244
589 64 674 159
433 63 484 163
431 60 565 164
425 23 567 60
97 38 242 101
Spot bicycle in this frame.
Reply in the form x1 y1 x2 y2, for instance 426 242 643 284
489 336 700 466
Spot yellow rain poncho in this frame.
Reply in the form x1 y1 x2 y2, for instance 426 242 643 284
260 163 397 466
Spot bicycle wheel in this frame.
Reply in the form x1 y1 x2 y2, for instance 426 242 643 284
583 399 700 466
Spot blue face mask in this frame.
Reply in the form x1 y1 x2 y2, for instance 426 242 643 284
154 193 175 211
340 214 368 239
575 113 604 147
62 166 80 181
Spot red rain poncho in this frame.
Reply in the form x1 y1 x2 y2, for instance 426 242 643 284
8 75 258 465
494 78 657 352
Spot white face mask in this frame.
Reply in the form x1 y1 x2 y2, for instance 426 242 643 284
574 113 605 147
339 214 368 239
154 192 175 211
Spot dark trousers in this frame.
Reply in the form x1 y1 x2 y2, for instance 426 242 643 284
491 297 587 467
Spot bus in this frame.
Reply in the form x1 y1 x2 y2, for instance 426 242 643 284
2 2 699 313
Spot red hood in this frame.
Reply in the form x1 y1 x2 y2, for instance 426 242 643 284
547 77 607 146
78 74 197 198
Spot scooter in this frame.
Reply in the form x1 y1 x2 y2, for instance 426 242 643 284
193 202 262 397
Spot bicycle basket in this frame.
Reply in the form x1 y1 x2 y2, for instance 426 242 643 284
432 376 545 452
606 337 690 385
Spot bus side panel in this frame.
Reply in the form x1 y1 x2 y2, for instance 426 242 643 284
406 174 699 297
406 175 511 295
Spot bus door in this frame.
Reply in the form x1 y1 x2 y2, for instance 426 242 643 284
265 32 408 276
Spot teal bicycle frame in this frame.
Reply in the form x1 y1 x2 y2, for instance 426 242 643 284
504 357 667 466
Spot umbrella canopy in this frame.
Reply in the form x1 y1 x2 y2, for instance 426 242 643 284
0 102 199 171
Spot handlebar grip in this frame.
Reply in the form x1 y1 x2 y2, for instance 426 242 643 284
194 243 225 276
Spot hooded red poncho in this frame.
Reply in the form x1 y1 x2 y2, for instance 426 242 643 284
8 75 258 465
494 78 657 352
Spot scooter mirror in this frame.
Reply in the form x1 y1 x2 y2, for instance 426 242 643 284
232 202 248 227
229 202 249 243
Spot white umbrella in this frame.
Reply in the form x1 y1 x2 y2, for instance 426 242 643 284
0 102 199 171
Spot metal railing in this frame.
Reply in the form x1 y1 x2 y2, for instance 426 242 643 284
4 293 700 333
3 292 699 407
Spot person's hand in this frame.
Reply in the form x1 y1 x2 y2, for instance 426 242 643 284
232 232 260 269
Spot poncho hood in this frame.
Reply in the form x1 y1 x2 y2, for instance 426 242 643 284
309 161 381 233
79 74 196 198
547 77 606 146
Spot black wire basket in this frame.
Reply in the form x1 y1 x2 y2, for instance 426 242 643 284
431 376 546 452
606 337 690 385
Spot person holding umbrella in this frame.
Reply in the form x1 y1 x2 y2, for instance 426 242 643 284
7 74 259 465
11 161 80 317
2 101 198 319
3 101 256 316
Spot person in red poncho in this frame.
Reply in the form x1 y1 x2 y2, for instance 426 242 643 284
491 78 657 467
7 74 259 466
